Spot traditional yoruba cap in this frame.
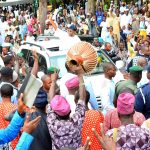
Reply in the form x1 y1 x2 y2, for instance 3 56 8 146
65 76 79 90
34 89 48 108
98 37 104 43
50 95 71 116
129 66 143 73
47 67 59 74
69 25 77 31
17 52 24 57
117 93 135 115
2 43 11 48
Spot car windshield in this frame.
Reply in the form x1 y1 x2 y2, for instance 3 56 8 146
92 50 112 74
49 55 67 78
49 50 112 77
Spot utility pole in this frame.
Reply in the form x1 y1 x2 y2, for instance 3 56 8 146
39 0 47 34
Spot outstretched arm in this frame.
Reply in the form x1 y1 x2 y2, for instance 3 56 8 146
0 94 26 144
31 50 39 77
49 16 58 31
48 71 59 102
74 65 86 102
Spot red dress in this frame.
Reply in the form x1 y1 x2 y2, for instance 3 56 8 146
82 110 104 150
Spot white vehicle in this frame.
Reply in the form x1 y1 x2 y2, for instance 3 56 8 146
0 0 32 7
19 41 124 108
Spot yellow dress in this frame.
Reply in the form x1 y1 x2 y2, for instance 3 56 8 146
127 42 136 59
113 16 120 43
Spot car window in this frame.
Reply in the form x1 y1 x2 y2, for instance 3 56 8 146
49 55 67 78
49 50 112 77
21 49 31 62
21 49 47 73
91 50 111 74
38 55 47 73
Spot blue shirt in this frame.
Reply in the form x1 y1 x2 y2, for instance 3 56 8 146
15 132 33 150
84 78 99 110
0 111 33 150
100 78 115 115
96 11 104 26
135 83 150 119
0 111 24 144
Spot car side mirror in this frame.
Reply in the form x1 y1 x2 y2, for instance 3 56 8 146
115 60 125 69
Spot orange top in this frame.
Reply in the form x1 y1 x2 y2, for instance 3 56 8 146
0 101 19 150
82 110 104 150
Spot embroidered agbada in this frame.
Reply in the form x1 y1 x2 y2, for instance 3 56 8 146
104 108 145 133
47 100 86 150
107 124 150 149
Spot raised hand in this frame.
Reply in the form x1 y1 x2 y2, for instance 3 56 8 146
73 65 84 76
92 124 116 150
17 93 28 114
22 115 41 134
32 49 38 60
51 69 59 82
77 137 91 150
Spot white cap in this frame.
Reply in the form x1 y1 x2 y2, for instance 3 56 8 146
80 15 85 18
2 43 11 48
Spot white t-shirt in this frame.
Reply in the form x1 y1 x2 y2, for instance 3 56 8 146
100 21 108 41
120 14 126 28
54 28 81 51
14 10 19 17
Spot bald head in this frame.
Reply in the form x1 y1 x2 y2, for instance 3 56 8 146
137 57 148 68
103 62 116 72
41 75 50 82
41 75 52 92
141 46 150 56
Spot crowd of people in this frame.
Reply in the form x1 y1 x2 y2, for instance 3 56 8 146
0 0 150 150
